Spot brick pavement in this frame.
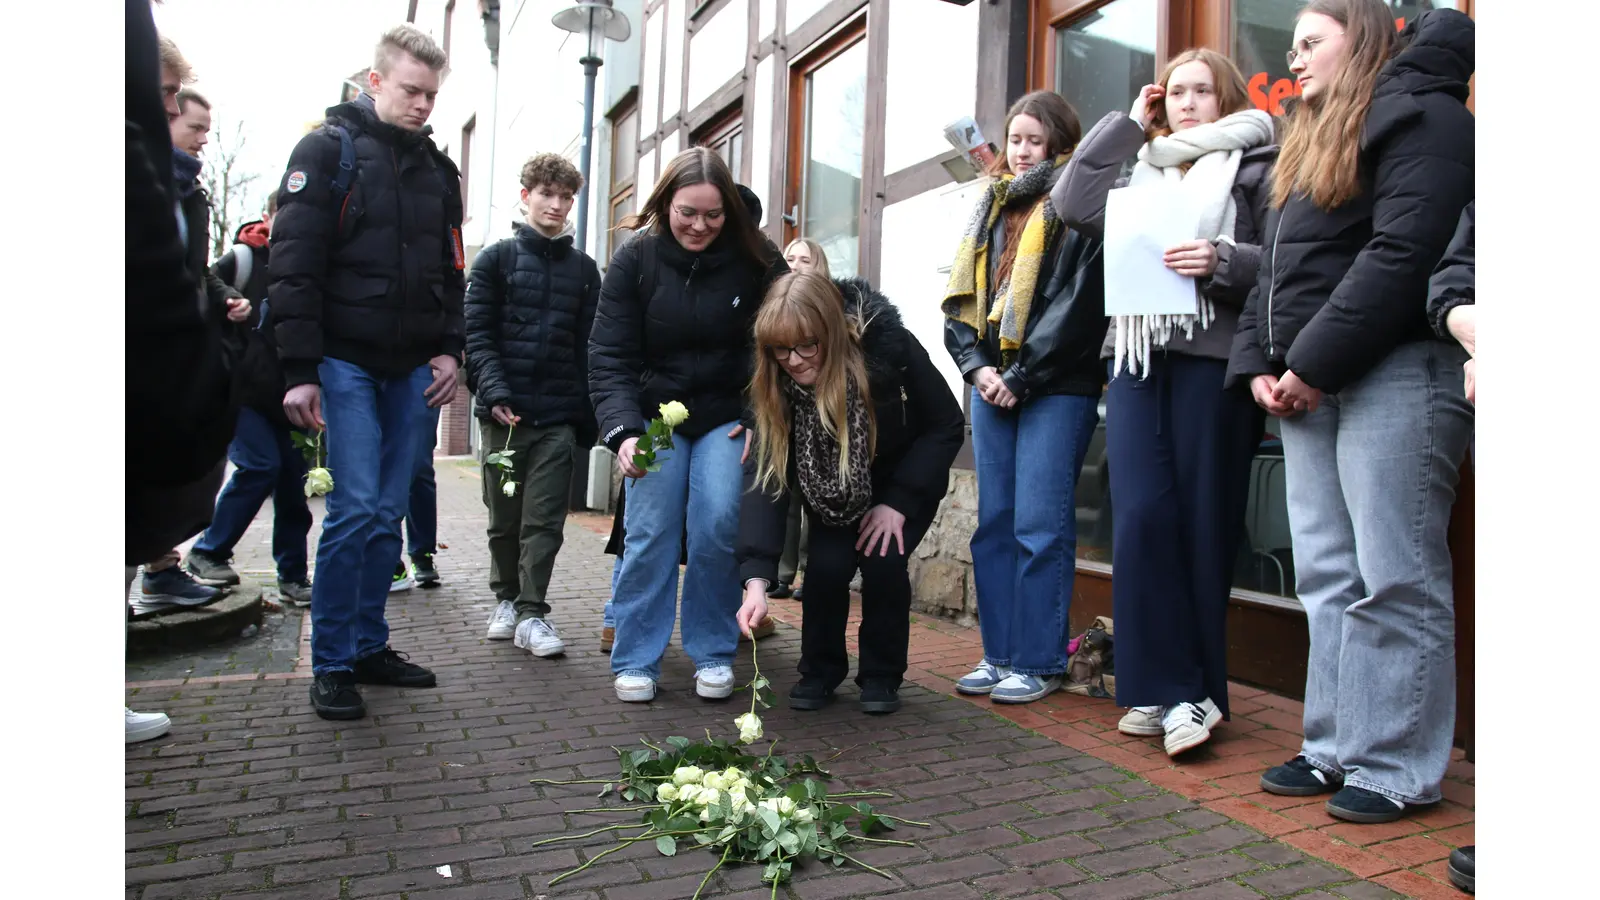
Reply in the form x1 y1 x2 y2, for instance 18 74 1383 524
126 460 1460 899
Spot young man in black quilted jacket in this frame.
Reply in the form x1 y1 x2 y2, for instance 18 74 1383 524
465 153 600 658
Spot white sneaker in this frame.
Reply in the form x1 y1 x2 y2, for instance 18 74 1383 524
513 618 566 658
126 707 171 744
390 567 415 593
695 665 736 699
485 601 517 640
1163 699 1223 757
955 660 1010 695
1118 706 1167 737
615 674 656 702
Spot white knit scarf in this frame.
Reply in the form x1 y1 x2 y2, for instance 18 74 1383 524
1113 109 1274 379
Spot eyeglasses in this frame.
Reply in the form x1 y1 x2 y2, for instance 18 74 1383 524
767 340 820 362
1286 32 1343 68
673 205 725 226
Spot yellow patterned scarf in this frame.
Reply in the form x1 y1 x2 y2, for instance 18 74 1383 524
941 153 1068 361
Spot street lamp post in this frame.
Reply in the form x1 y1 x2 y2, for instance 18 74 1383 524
552 0 631 255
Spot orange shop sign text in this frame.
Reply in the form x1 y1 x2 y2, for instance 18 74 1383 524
1248 17 1415 115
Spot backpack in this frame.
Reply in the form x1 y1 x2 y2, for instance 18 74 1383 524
227 243 254 292
1064 616 1116 699
325 123 460 234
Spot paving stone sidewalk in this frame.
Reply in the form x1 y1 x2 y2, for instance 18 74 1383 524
126 461 1421 900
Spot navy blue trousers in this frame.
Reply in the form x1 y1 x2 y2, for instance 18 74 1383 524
1104 354 1263 718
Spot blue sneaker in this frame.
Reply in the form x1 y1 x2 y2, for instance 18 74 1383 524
990 673 1062 704
955 660 1010 695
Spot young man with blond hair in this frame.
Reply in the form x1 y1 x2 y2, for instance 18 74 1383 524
272 24 465 720
467 153 600 657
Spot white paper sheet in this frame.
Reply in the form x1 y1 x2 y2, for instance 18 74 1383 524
1103 184 1203 317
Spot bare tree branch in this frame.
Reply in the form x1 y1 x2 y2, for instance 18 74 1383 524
201 117 261 260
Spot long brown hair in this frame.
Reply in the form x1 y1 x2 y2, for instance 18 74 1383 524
1146 48 1253 141
783 238 833 278
987 90 1083 178
1271 0 1396 210
749 273 876 495
622 146 769 264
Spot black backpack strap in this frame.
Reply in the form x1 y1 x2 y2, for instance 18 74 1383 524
637 231 656 303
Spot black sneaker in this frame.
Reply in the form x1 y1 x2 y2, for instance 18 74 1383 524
141 566 224 607
310 671 366 720
787 678 835 711
767 581 794 599
1448 845 1474 894
1260 756 1343 796
793 584 804 601
184 551 240 586
352 647 437 687
412 552 441 588
1326 785 1411 824
859 681 901 715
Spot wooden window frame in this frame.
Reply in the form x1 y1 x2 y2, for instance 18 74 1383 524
1031 0 1209 93
606 98 640 261
783 14 868 251
691 102 744 181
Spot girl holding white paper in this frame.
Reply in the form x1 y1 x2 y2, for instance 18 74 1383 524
1049 48 1276 757
942 91 1108 705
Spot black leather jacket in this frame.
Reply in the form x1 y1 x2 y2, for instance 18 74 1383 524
944 204 1107 401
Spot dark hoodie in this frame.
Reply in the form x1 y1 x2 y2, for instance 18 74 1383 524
269 93 466 387
735 278 966 588
1226 9 1474 393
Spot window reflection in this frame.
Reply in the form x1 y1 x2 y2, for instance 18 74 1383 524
1053 0 1158 128
799 39 867 278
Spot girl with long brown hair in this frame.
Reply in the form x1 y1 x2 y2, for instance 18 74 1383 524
1049 48 1276 757
735 273 963 714
1224 1 1474 825
942 90 1108 705
588 147 787 703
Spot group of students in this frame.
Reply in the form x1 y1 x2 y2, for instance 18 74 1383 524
488 0 1476 842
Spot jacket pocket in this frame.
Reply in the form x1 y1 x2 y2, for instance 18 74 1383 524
328 273 391 307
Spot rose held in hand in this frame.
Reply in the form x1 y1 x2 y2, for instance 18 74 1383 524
628 399 690 476
659 401 689 428
304 467 334 498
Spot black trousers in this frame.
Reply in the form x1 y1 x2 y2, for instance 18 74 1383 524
1104 354 1262 718
798 503 936 690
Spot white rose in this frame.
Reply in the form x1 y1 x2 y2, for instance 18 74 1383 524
734 712 763 745
656 783 679 803
501 480 518 497
658 400 690 429
671 766 705 787
794 806 815 824
700 772 726 792
303 467 335 498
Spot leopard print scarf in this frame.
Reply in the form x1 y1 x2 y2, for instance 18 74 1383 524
784 377 873 528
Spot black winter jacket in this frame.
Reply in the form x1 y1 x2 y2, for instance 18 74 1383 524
465 222 601 445
1051 111 1278 364
1427 200 1473 339
1226 9 1474 393
944 193 1108 402
738 279 965 588
213 220 274 319
270 95 466 388
125 0 233 500
589 228 787 452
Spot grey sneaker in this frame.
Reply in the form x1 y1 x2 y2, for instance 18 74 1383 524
1118 705 1166 736
486 601 517 641
955 660 1010 696
277 578 312 607
184 552 240 586
990 673 1062 704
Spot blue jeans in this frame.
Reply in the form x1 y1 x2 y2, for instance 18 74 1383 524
1282 340 1472 805
405 404 440 559
610 422 743 680
970 390 1100 675
309 359 430 674
604 566 619 629
192 407 313 582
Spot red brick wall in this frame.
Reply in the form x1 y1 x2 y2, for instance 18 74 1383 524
440 380 472 456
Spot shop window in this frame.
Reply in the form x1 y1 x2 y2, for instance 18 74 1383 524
788 26 868 278
1040 0 1158 127
1235 0 1461 115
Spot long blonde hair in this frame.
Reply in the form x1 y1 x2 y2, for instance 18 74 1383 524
749 273 876 495
1271 0 1396 210
783 238 832 278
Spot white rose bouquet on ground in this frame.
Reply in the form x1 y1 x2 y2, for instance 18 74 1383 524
529 642 926 897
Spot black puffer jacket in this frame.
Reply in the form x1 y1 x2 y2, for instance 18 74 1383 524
1051 110 1278 363
944 192 1107 402
270 94 466 387
588 226 787 452
1226 9 1474 393
465 222 601 444
738 278 965 587
1427 200 1473 339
